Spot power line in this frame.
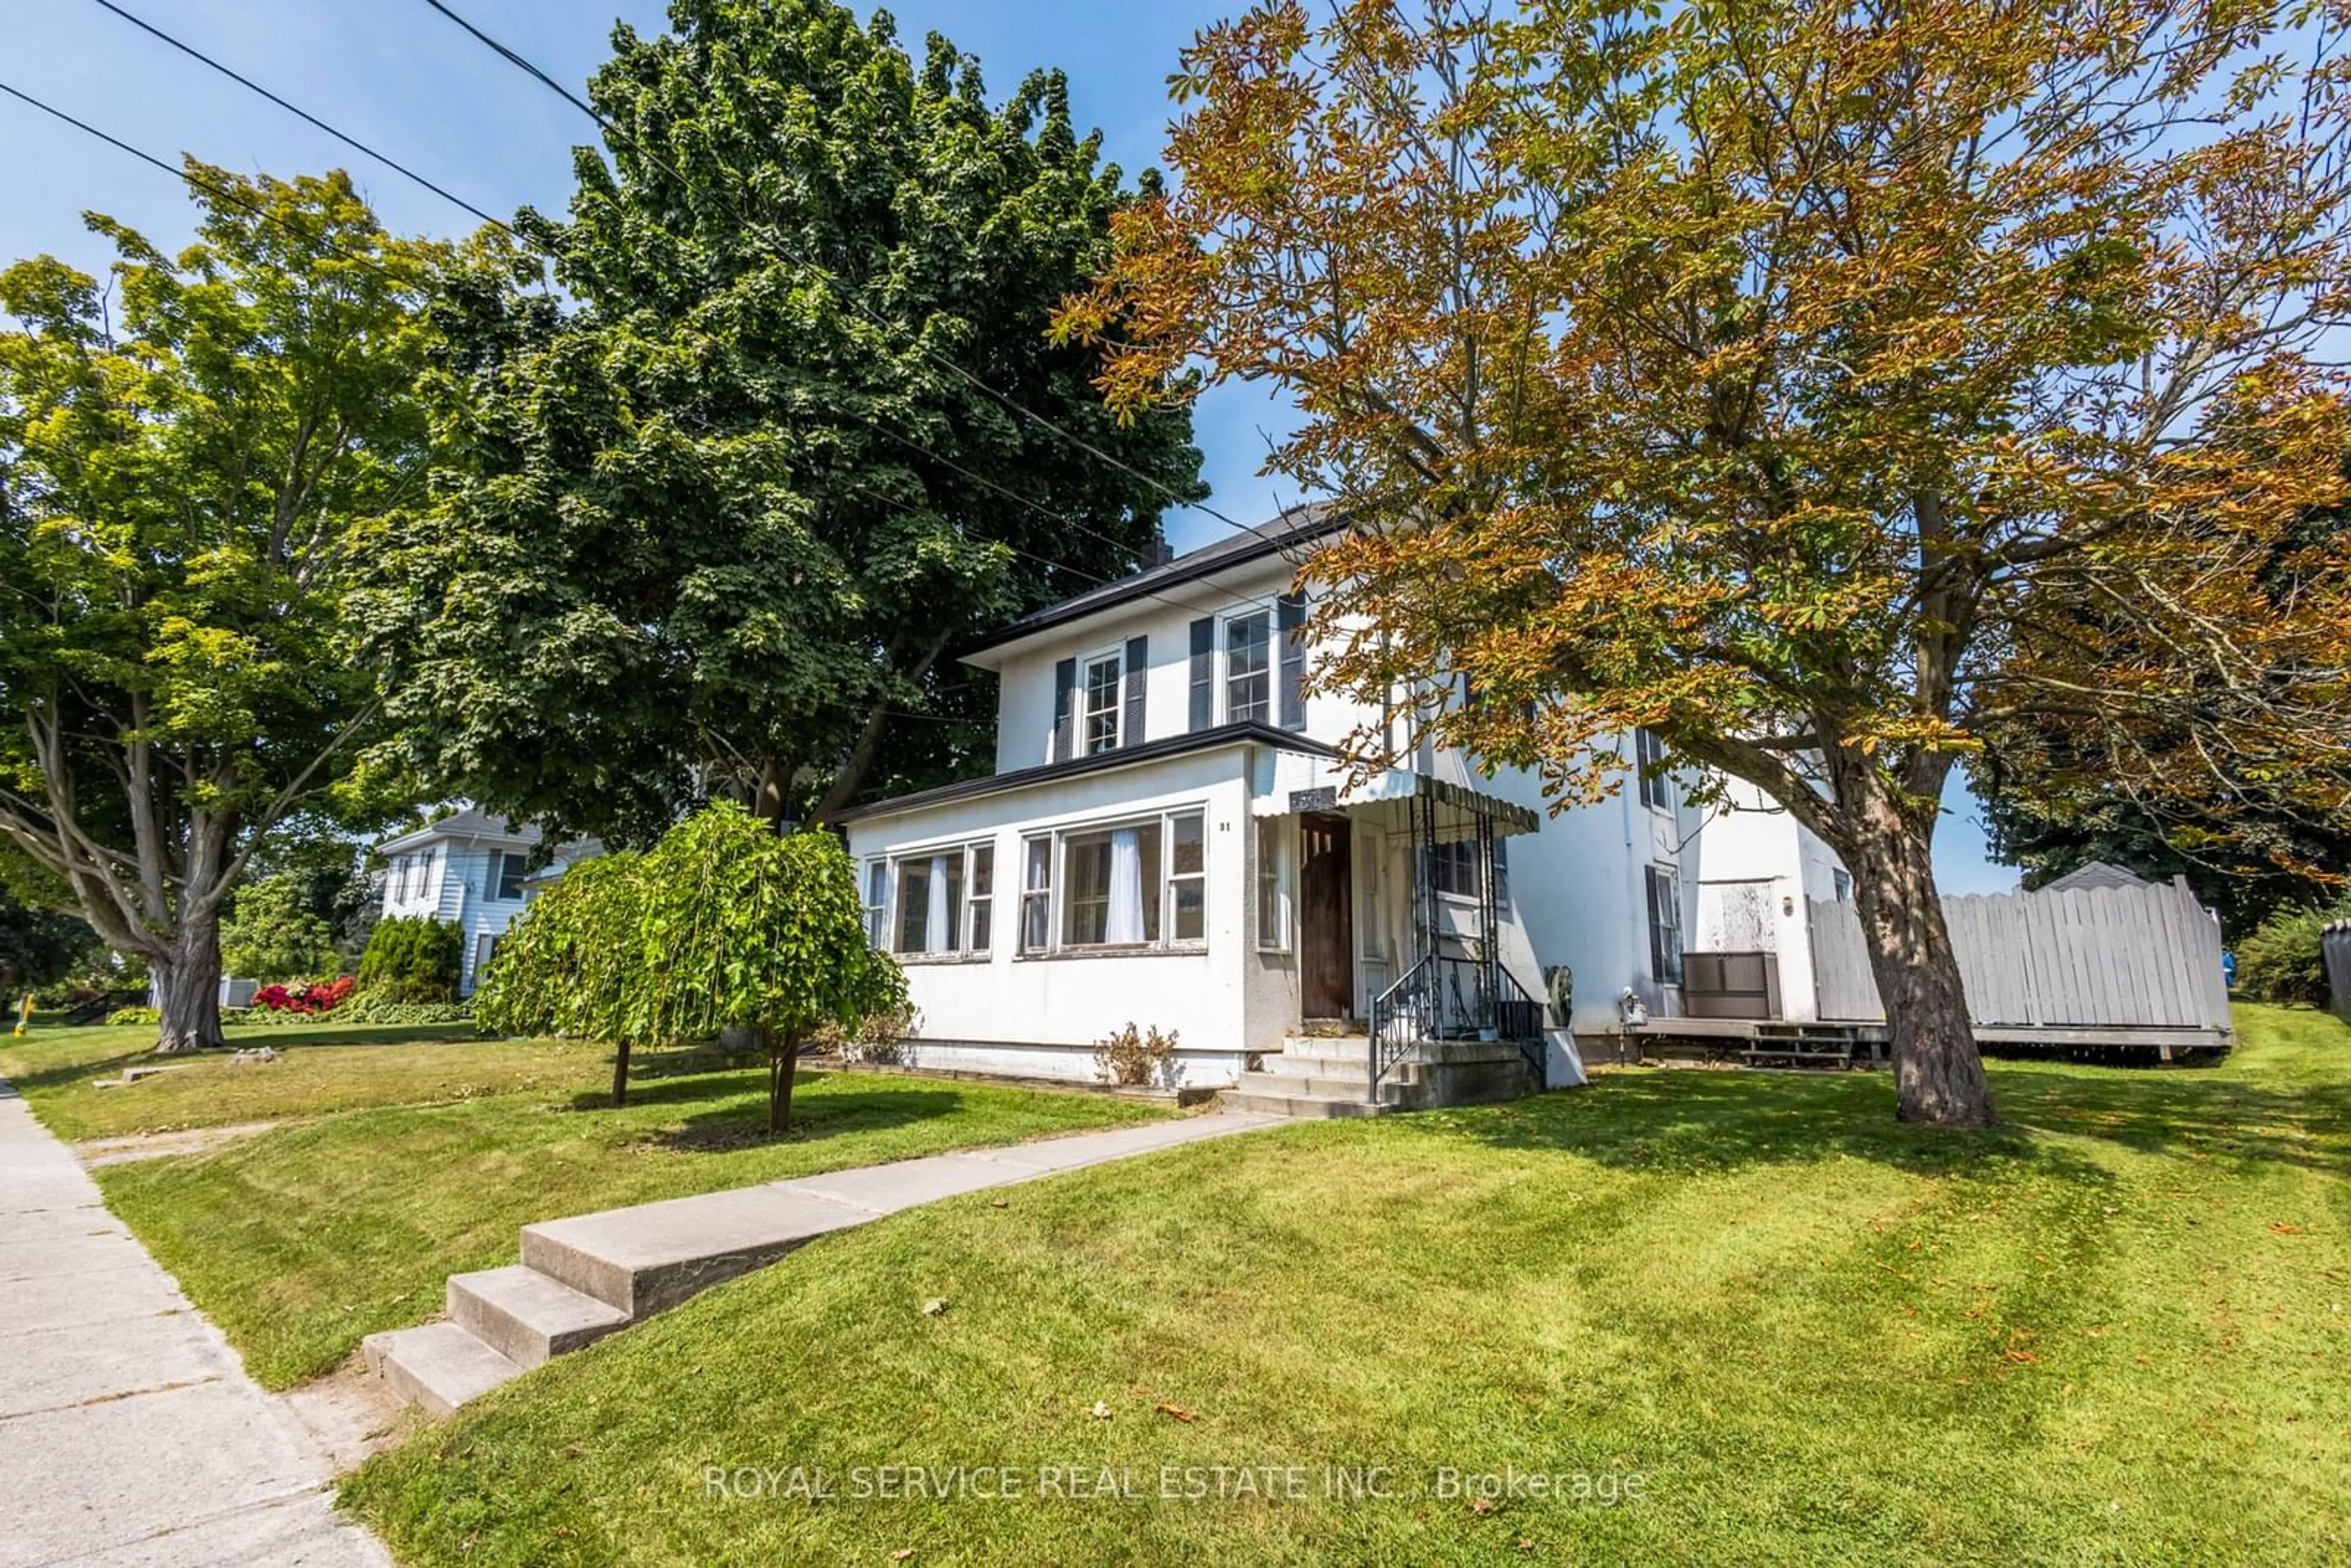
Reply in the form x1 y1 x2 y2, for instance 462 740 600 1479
0 80 416 288
411 0 1283 550
82 0 516 239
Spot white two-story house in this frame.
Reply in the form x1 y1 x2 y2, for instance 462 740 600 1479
375 808 601 996
838 508 1703 1112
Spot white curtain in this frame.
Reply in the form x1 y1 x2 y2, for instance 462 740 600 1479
925 855 951 952
1106 828 1144 943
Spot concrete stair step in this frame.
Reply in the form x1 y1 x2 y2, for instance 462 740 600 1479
448 1264 631 1370
520 1183 872 1318
1243 1069 1381 1101
361 1322 522 1417
1220 1087 1388 1119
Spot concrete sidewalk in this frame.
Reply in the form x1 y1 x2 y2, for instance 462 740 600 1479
0 1081 389 1568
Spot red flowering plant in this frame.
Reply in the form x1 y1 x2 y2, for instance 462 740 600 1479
252 977 354 1015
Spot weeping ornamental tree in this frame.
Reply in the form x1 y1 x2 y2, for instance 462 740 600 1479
476 805 904 1130
0 168 440 1051
1060 0 2351 1127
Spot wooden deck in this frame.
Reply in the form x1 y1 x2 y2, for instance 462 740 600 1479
1605 1015 2230 1068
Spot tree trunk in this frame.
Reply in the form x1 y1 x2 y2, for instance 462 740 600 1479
765 1024 801 1135
151 912 227 1054
611 1037 632 1108
1843 786 1995 1128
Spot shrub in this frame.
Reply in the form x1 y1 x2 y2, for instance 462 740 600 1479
2234 900 2351 1007
356 916 463 1003
335 993 474 1026
1093 1022 1178 1087
817 1001 918 1065
106 1005 160 1026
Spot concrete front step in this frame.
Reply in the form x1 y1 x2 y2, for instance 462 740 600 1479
520 1183 874 1318
1220 1086 1387 1119
448 1264 631 1370
361 1321 523 1418
1243 1068 1383 1101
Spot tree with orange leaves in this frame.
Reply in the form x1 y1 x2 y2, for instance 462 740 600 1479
1059 0 2351 1126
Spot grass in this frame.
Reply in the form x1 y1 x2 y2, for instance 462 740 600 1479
0 1020 1168 1389
0 1019 542 1142
339 1006 2350 1566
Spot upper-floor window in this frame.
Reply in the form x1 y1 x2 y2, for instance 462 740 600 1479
1832 868 1853 904
1224 610 1270 724
1635 728 1674 811
492 852 528 901
1082 650 1123 754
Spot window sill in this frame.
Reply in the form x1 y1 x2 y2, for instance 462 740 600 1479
893 951 994 966
1014 942 1210 962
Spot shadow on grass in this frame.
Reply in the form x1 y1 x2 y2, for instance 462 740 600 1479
1 1050 153 1095
1397 1057 2344 1183
642 1084 967 1152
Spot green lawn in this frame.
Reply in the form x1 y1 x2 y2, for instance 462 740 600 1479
342 1007 2350 1566
0 1021 1168 1389
0 1019 550 1141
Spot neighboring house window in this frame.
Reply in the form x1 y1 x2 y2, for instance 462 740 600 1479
399 853 422 902
1428 838 1480 898
863 861 887 947
1832 868 1853 904
1224 610 1270 724
890 842 992 958
1021 836 1052 953
1256 818 1291 951
1646 865 1685 987
1082 650 1123 755
1636 729 1674 811
1025 808 1207 953
494 852 528 902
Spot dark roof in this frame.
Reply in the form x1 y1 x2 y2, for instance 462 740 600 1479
376 806 542 855
959 503 1347 659
831 722 1338 825
2041 860 2153 895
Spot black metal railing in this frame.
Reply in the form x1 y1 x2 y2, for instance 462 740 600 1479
1367 953 1547 1098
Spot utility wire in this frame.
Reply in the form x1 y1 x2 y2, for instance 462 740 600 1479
0 80 416 287
82 0 516 239
412 0 1286 550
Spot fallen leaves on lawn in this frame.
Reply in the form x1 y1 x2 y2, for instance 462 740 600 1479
1154 1402 1197 1424
920 1297 949 1317
1089 1400 1113 1420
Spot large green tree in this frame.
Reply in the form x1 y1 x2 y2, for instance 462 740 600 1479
0 167 440 1051
364 0 1202 846
1063 0 2351 1128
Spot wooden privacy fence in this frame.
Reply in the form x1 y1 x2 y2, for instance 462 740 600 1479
1809 877 2230 1032
2325 920 2351 1021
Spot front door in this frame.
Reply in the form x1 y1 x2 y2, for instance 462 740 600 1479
1300 812 1354 1020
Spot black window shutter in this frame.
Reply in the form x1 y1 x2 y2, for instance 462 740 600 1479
1052 658 1077 762
1187 617 1214 730
1122 636 1148 747
1277 590 1306 731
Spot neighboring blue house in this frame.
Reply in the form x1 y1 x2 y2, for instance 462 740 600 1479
374 808 599 996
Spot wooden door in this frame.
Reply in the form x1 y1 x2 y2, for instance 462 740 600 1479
1300 812 1354 1019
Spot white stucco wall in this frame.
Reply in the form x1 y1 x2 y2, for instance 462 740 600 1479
1690 776 1854 1022
847 748 1264 1086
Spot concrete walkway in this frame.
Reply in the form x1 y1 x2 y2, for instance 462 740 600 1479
368 1108 1291 1416
0 1081 389 1568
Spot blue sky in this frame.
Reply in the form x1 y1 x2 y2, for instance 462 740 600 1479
0 0 2013 892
